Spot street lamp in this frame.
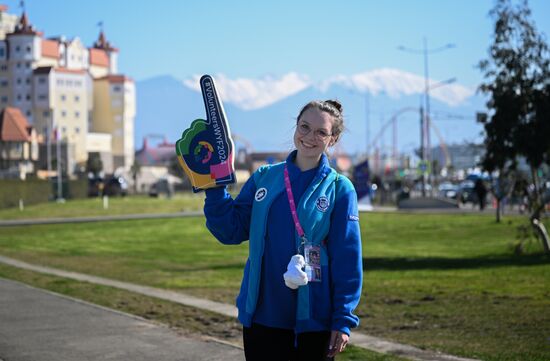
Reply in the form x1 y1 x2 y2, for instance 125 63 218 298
397 38 455 195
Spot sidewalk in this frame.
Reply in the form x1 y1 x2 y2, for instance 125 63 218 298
0 277 244 361
0 255 479 361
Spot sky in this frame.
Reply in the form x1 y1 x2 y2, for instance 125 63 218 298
7 0 550 91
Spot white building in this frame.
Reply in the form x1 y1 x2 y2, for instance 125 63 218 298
0 7 136 176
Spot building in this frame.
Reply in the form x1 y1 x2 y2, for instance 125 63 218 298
0 106 37 178
0 5 136 177
92 74 135 170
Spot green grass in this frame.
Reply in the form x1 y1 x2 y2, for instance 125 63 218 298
0 194 205 220
0 211 549 360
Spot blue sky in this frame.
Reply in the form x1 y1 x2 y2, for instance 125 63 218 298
8 0 550 88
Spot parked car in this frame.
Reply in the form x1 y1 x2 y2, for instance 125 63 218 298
458 180 477 204
438 182 458 200
103 176 128 196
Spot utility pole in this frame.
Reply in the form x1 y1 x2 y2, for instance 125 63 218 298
397 39 455 196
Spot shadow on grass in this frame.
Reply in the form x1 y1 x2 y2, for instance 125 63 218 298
363 253 549 270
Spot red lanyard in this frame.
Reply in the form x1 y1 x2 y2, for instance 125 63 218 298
284 164 307 251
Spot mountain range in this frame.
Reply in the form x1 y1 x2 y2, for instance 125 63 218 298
135 69 487 156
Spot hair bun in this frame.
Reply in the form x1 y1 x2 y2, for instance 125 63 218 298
325 99 343 113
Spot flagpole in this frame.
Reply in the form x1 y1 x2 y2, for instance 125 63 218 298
55 122 63 201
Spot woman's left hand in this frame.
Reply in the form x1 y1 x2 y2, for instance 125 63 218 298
327 330 349 357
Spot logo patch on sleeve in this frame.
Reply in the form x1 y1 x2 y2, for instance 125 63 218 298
348 215 359 221
255 188 267 202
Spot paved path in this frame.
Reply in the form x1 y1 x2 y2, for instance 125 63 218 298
0 255 479 361
0 277 244 361
0 205 511 227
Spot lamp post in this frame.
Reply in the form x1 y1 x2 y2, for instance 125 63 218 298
397 38 455 195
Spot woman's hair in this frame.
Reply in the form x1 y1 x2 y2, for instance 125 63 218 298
296 100 345 143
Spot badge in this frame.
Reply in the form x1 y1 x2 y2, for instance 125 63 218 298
316 196 329 212
304 243 321 282
255 187 267 202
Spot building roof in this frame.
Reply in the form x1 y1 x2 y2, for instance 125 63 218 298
33 66 88 76
33 66 53 75
135 138 175 167
54 67 87 75
89 48 109 67
93 30 119 52
10 11 39 36
0 5 8 12
41 39 59 58
96 74 133 83
0 107 31 142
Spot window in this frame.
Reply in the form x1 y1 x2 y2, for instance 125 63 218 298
61 110 66 117
16 78 21 84
17 94 21 101
25 94 30 101
75 127 80 134
26 46 31 53
26 110 31 117
1 96 7 103
0 80 8 87
25 62 31 69
16 62 20 68
113 85 122 92
25 78 30 84
0 49 4 57
75 111 80 118
66 80 73 86
61 94 66 101
15 45 20 52
38 77 46 84
38 94 47 101
74 95 80 102
56 79 64 86
0 65 7 71
62 126 66 133
43 110 49 117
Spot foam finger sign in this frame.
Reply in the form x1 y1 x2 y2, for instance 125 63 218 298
175 75 236 192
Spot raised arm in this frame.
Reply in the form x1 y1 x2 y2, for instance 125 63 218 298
203 174 257 245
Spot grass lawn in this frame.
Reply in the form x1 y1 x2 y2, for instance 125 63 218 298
0 193 205 220
0 208 549 360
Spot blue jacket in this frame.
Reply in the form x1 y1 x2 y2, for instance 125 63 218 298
204 151 362 335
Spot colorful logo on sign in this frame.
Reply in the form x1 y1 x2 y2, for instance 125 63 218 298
175 75 236 192
194 141 213 164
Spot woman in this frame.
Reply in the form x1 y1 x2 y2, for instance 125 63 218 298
204 100 362 360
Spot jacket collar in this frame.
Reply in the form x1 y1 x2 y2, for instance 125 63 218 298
286 150 331 181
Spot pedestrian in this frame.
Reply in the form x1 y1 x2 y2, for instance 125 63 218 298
203 100 363 361
474 178 487 211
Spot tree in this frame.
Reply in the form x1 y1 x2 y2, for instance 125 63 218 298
478 0 550 252
130 159 141 194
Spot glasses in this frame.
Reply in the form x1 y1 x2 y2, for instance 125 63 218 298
296 122 333 141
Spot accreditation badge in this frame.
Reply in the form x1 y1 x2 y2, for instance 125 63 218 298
304 243 321 282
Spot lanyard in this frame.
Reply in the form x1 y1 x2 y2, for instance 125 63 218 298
284 164 307 252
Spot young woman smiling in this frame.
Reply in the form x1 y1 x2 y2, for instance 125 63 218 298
203 100 362 361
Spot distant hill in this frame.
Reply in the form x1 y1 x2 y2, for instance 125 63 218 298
135 71 487 155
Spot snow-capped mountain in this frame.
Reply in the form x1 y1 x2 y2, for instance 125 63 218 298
135 70 486 156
